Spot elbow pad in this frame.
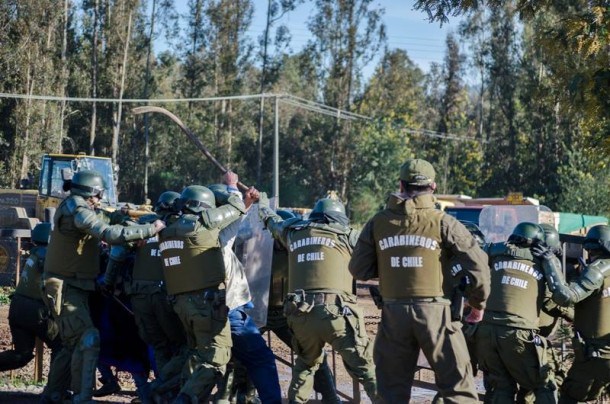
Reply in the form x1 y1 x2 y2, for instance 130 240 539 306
548 260 609 306
119 223 156 242
226 194 246 213
102 223 156 244
540 255 577 306
201 204 243 229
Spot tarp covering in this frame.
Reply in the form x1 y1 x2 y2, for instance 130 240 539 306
556 212 608 235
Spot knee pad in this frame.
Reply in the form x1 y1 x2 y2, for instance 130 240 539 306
79 328 100 352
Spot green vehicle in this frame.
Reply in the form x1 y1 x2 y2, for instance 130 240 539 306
0 154 117 285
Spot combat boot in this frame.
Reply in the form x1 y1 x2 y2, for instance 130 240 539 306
93 376 121 397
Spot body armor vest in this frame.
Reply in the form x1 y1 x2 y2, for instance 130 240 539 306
269 244 289 307
374 208 444 299
16 246 46 300
132 236 163 282
159 214 224 295
487 244 544 327
45 197 100 279
287 223 353 294
574 258 610 339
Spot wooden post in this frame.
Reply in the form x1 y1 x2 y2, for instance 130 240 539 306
34 338 44 382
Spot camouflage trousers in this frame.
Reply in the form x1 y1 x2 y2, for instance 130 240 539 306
172 290 232 401
285 293 376 403
130 291 187 379
559 337 610 403
375 301 477 404
475 323 557 403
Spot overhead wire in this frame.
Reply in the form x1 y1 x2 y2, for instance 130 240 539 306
0 91 476 142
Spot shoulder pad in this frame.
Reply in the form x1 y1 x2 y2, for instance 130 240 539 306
487 242 508 257
307 221 351 235
488 242 533 261
286 218 308 230
162 214 199 238
588 258 610 277
64 195 88 214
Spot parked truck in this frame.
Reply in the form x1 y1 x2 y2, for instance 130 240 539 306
0 153 118 284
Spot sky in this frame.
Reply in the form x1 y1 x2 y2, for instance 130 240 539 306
245 0 462 74
165 1 462 76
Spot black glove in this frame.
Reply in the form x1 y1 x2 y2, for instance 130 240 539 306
531 243 554 260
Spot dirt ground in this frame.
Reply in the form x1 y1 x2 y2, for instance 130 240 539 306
0 283 448 403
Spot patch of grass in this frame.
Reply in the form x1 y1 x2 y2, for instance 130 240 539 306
0 374 45 388
0 286 14 305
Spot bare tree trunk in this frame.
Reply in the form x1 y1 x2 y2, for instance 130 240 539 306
89 0 99 155
58 0 69 153
111 8 133 187
227 100 232 167
257 0 273 185
19 58 34 185
143 0 157 202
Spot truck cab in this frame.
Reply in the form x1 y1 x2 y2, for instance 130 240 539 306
0 154 117 284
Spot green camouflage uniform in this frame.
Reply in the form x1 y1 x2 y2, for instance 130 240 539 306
260 241 340 403
349 193 489 403
158 198 244 402
538 254 610 403
261 213 377 403
476 242 557 403
125 229 187 388
43 196 159 403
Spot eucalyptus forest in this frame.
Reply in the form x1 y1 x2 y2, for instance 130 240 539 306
0 0 609 223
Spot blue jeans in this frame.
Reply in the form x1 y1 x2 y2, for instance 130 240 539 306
229 307 281 403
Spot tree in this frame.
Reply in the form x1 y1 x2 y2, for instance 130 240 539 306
414 0 610 155
305 0 386 200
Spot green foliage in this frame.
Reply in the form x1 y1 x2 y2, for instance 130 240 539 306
0 0 608 222
0 287 14 306
556 147 610 217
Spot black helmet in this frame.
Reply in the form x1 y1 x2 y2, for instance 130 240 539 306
179 185 215 213
311 198 345 216
70 170 106 198
584 225 610 254
277 209 296 221
32 222 52 245
154 191 180 213
507 222 545 247
540 223 561 250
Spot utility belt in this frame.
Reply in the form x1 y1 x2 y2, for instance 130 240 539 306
383 296 449 304
169 286 225 304
283 289 347 316
286 290 342 306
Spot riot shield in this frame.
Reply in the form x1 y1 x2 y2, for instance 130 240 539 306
478 205 554 243
234 200 274 328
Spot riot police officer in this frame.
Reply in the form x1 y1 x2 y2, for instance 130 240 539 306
115 191 188 401
259 196 377 403
43 169 165 404
158 185 246 403
349 158 489 403
476 222 557 403
260 209 340 403
1 222 67 403
208 175 282 404
534 224 610 403
0 223 61 372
